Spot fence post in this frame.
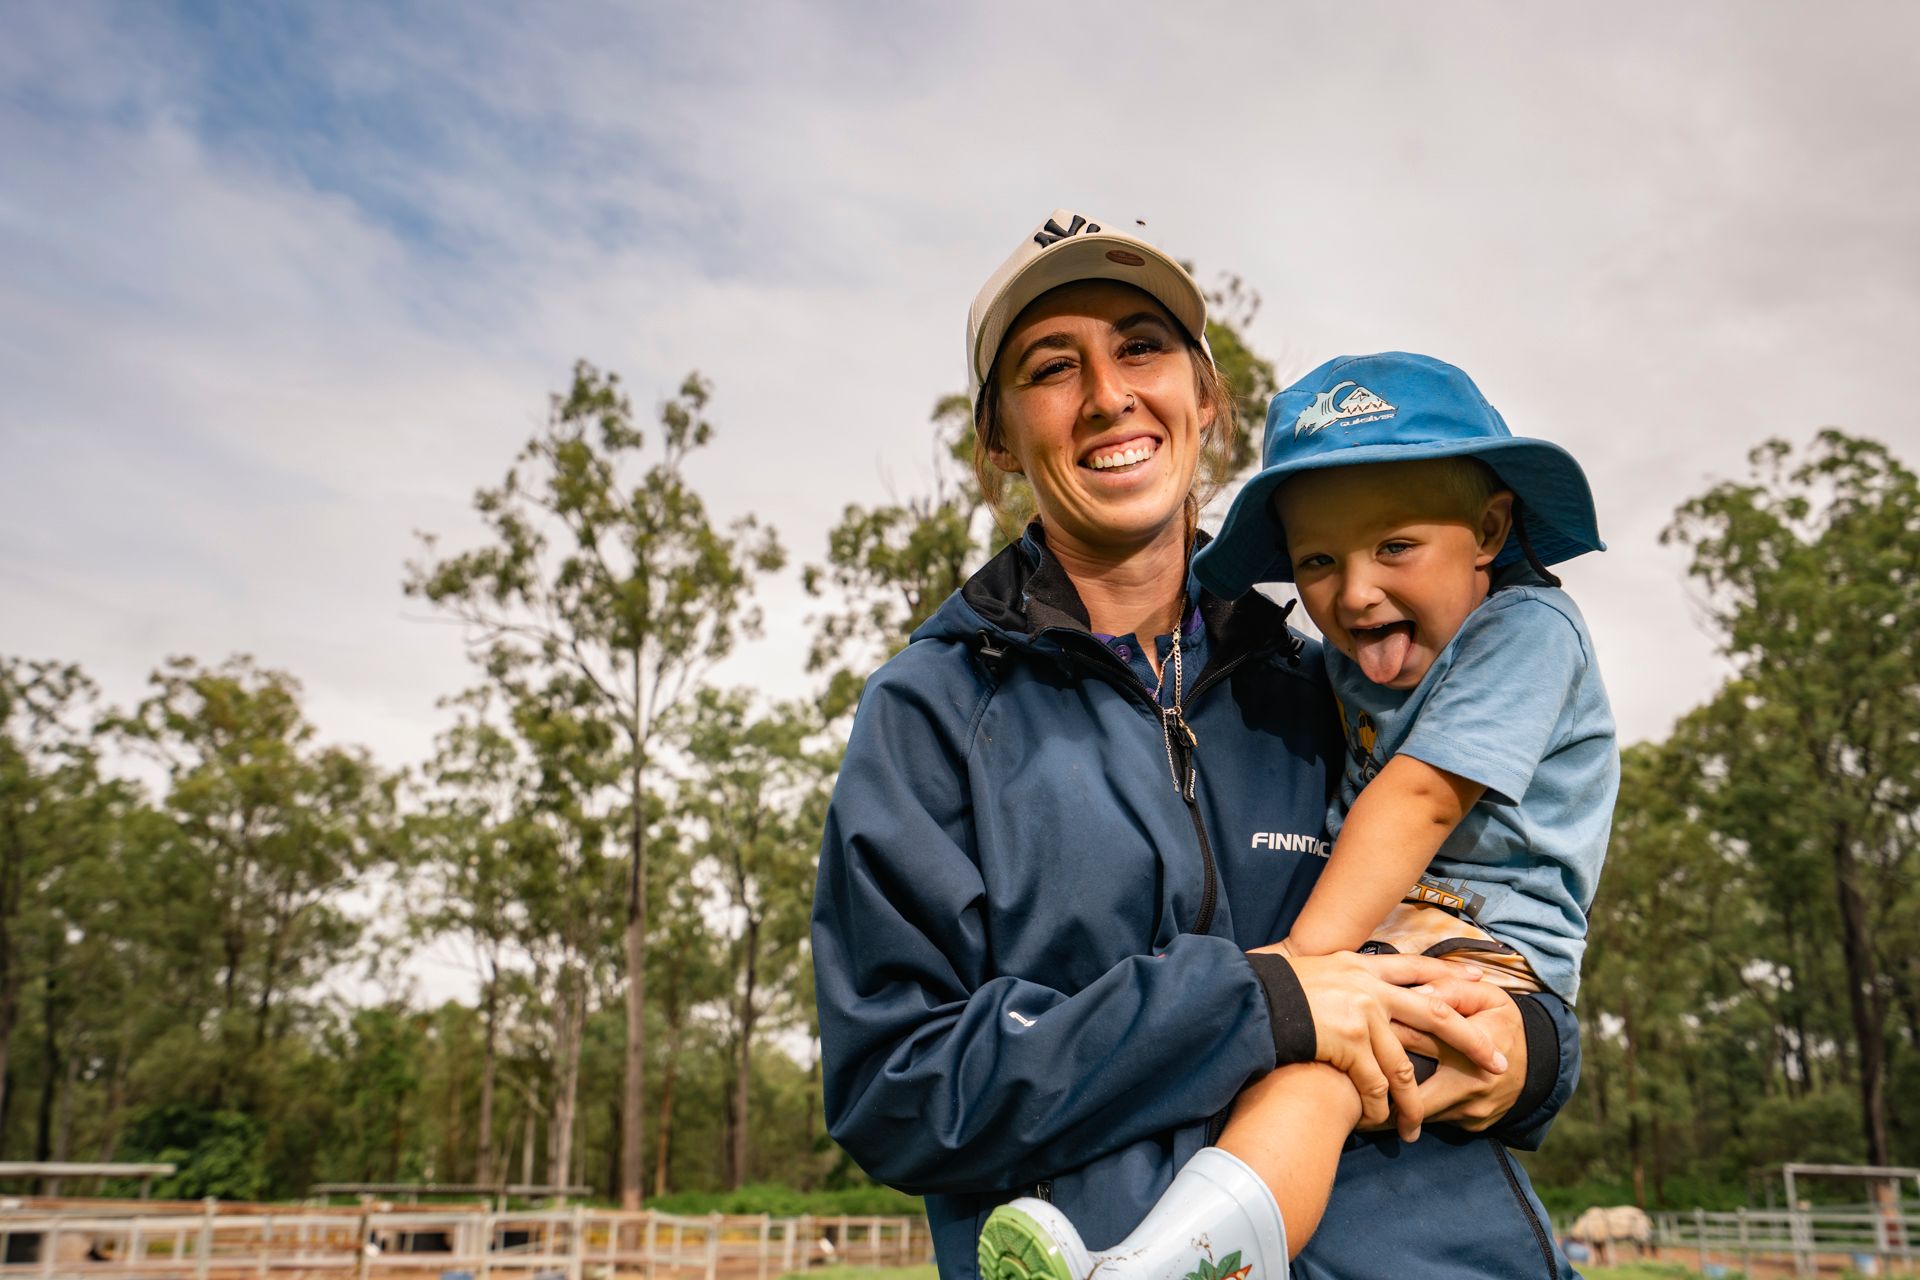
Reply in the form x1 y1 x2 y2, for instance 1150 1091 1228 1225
1694 1208 1707 1275
195 1198 217 1280
480 1210 495 1280
1737 1206 1750 1275
707 1212 722 1280
758 1214 771 1280
570 1204 585 1280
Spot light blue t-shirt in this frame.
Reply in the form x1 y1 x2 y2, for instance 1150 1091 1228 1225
1324 576 1618 1003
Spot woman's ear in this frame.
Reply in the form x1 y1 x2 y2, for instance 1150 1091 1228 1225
988 445 1024 475
1477 491 1516 567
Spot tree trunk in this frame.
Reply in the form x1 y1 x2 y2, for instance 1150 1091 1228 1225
33 966 58 1163
1829 827 1892 1164
1624 1001 1645 1209
731 917 759 1190
548 969 586 1199
653 1031 678 1199
476 961 499 1186
621 736 648 1211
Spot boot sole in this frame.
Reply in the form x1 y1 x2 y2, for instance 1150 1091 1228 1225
978 1204 1078 1280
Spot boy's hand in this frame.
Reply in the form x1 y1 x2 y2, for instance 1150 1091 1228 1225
1385 979 1529 1131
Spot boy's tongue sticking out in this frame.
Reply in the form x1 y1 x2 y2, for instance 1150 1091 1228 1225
1352 622 1415 685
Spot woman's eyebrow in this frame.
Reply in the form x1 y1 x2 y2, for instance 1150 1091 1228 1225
1011 312 1173 370
1011 331 1075 369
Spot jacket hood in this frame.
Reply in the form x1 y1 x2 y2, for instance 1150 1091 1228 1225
912 523 1304 669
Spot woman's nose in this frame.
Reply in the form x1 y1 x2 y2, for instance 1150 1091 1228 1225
1081 355 1132 422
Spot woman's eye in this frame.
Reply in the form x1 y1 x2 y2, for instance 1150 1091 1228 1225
1027 358 1072 381
1121 336 1165 358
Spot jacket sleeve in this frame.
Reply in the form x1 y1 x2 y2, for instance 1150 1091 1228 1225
1489 991 1582 1150
812 654 1282 1196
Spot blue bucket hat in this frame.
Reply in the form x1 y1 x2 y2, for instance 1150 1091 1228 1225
1194 351 1604 598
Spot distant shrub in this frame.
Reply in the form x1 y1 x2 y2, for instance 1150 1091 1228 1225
648 1182 922 1217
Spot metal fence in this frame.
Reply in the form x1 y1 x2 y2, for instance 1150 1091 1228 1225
1655 1204 1920 1276
0 1203 934 1280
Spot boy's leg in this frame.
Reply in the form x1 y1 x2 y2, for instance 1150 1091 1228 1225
1217 1063 1363 1252
976 1064 1355 1280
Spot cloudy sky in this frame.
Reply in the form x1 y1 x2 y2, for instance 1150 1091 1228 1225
6 0 1920 769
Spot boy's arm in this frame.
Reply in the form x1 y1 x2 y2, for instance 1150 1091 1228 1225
1218 1063 1363 1258
1282 754 1487 958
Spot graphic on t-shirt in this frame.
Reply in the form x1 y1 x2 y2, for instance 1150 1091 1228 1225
1406 875 1489 920
1333 693 1384 788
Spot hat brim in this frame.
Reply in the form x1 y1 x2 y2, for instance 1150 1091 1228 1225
1195 436 1605 596
969 235 1210 397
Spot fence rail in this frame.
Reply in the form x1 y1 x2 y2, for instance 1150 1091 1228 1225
1655 1205 1920 1276
0 1203 933 1279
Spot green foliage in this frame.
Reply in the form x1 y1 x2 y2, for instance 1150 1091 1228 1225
1531 430 1920 1210
651 1182 922 1217
121 1104 268 1201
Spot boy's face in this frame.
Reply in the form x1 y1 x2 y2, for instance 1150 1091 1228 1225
1274 461 1513 690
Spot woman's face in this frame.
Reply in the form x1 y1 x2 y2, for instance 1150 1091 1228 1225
989 281 1212 563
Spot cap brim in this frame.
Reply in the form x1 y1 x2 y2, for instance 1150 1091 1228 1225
970 236 1209 395
1195 436 1605 596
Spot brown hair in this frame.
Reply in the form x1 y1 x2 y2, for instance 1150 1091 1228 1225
970 329 1241 542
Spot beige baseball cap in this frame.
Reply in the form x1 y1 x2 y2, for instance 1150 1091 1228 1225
966 209 1213 400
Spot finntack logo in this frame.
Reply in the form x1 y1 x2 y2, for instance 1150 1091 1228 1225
1293 381 1396 437
1251 832 1331 857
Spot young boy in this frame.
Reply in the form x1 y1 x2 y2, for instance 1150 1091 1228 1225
976 352 1615 1280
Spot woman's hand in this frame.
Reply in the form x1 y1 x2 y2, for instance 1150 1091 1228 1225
1385 978 1530 1131
1249 947 1508 1141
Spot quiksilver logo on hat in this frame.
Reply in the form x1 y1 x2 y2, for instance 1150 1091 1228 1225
1293 381 1396 437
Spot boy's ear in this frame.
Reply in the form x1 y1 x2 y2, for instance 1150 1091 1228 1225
1476 491 1516 567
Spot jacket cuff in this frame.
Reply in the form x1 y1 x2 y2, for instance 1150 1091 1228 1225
1245 953 1316 1065
1491 991 1578 1149
1509 993 1558 1122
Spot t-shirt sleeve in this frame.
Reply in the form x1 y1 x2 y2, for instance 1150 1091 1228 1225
1396 595 1587 805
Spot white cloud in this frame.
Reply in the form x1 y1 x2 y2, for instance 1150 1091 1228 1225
4 0 1918 782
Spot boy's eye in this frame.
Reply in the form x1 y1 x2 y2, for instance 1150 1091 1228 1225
1293 553 1333 572
1380 541 1414 556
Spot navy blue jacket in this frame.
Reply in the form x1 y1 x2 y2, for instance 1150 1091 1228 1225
813 531 1579 1279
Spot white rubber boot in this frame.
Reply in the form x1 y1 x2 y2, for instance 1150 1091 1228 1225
976 1148 1290 1280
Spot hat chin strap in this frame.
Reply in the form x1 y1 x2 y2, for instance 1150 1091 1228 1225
1512 499 1562 588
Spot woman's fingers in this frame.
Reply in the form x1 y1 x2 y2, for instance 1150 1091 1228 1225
1370 1014 1425 1141
1383 984 1507 1074
1341 1038 1395 1130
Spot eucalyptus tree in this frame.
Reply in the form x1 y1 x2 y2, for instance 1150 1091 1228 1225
0 660 109 1145
407 362 783 1207
117 655 397 1105
1663 430 1920 1167
676 688 830 1187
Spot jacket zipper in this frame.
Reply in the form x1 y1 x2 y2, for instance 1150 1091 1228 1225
1490 1140 1557 1276
1058 640 1272 939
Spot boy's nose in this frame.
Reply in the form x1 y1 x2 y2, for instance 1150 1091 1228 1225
1338 569 1384 613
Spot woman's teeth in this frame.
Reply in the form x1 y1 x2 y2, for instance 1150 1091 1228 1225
1087 441 1158 470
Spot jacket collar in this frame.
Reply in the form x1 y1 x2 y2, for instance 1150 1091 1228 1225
958 521 1301 672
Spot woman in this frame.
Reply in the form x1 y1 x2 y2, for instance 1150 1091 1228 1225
812 210 1580 1280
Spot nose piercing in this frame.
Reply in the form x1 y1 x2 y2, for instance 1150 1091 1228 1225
1125 394 1135 413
